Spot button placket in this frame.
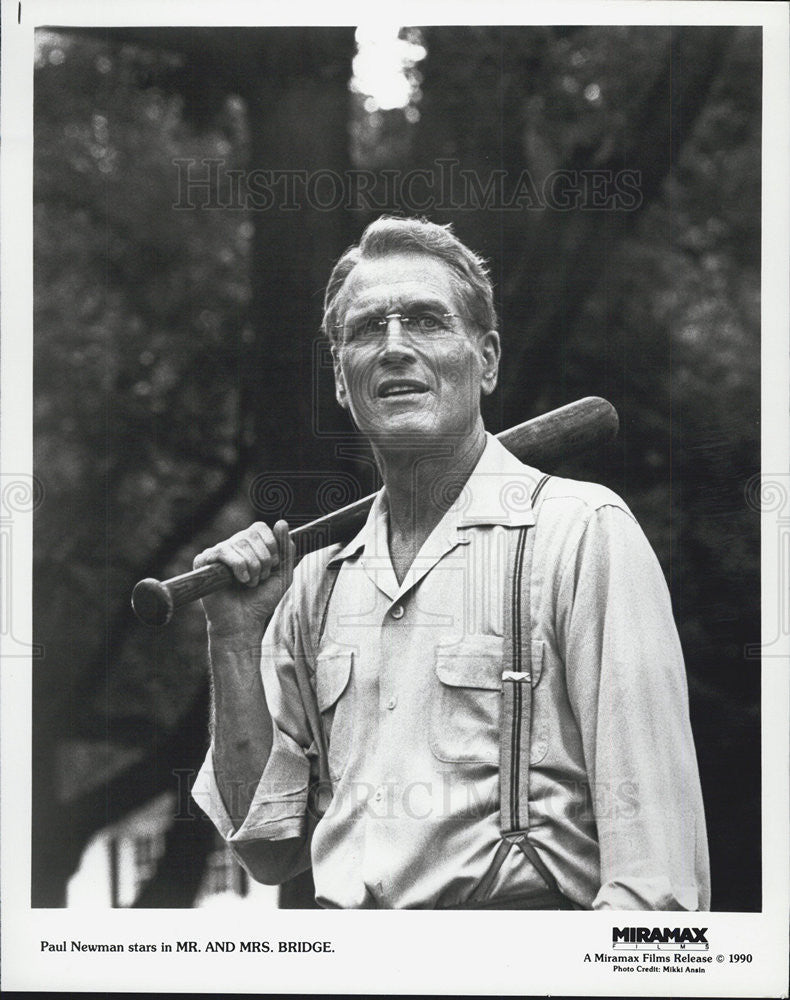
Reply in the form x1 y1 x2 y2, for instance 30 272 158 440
381 601 403 711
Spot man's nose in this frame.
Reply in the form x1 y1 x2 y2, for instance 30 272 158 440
381 315 415 355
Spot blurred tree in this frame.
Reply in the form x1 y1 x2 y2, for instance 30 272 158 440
33 27 355 908
34 31 251 905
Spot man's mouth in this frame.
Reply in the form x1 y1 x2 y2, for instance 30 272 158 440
377 379 430 399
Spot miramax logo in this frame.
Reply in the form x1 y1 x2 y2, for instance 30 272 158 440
612 927 709 950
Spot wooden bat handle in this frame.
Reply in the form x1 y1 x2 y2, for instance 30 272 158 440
132 396 618 626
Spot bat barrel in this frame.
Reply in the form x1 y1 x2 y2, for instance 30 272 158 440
498 395 618 466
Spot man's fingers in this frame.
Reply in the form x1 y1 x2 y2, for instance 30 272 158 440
193 544 243 583
192 521 286 588
233 536 269 586
247 522 279 567
192 548 216 571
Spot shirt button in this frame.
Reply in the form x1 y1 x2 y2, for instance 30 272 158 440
390 604 404 619
386 696 397 710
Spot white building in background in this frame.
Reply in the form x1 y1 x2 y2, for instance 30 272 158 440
67 791 277 909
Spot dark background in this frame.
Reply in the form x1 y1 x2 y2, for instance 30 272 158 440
32 25 761 909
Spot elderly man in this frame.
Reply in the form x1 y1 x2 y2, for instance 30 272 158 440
192 216 710 910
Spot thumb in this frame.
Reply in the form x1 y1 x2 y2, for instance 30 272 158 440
273 519 295 586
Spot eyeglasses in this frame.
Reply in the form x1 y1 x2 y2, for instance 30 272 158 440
335 311 461 344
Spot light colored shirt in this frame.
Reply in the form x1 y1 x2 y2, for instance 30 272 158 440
193 433 710 910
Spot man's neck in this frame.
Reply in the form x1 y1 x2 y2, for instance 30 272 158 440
372 421 487 583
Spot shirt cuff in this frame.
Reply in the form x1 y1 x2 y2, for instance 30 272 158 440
593 876 702 911
192 727 314 844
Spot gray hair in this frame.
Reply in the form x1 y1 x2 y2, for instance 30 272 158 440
322 216 497 343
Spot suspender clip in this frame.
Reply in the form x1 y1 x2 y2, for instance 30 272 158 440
502 670 531 683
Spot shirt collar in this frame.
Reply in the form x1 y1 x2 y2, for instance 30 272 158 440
328 432 543 566
328 488 388 566
450 432 542 530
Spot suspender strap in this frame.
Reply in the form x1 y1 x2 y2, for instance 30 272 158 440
496 473 571 900
466 472 570 908
499 526 532 834
464 839 513 905
499 473 551 837
514 836 564 897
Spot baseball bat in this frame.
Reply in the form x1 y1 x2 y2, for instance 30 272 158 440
131 395 618 626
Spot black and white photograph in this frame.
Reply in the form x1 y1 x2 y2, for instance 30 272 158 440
1 0 788 995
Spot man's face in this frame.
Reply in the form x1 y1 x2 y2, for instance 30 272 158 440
331 252 500 446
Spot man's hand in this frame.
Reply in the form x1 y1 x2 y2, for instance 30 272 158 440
193 519 295 646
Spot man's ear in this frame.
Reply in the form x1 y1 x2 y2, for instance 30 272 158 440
331 343 349 409
479 330 501 396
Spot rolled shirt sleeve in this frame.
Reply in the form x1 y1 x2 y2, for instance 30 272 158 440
557 503 710 910
191 732 313 884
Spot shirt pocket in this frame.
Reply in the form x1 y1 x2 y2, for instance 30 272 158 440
429 635 504 764
316 649 354 782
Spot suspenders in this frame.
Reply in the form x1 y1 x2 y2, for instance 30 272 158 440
318 471 575 908
465 472 576 909
500 474 571 898
500 473 551 838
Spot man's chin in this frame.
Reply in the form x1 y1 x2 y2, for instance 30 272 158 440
360 415 479 449
363 420 433 445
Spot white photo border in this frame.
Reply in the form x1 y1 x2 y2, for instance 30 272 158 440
2 1 788 995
